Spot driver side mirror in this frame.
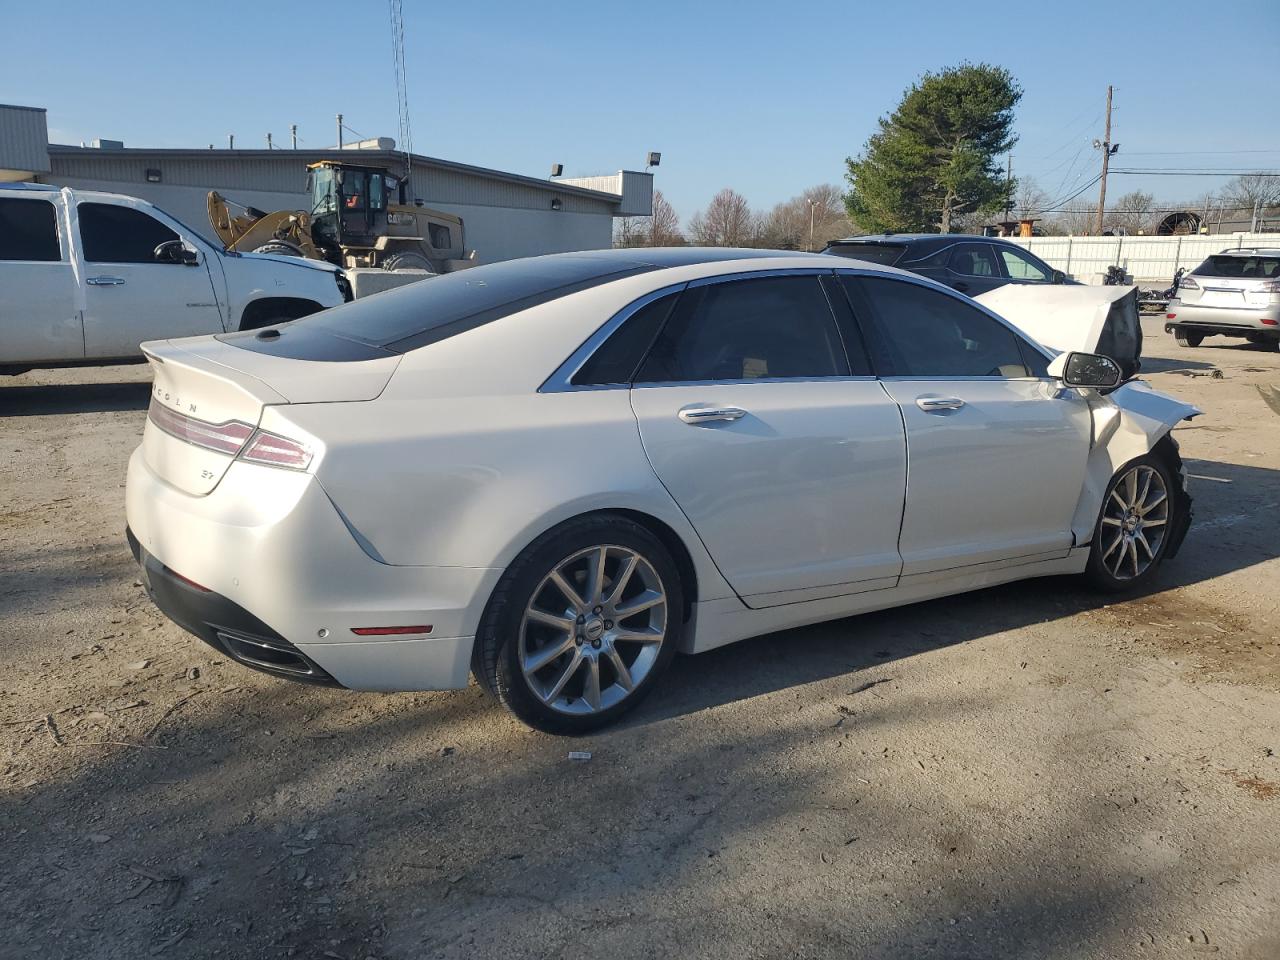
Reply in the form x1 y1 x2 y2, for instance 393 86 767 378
154 239 198 266
1051 269 1067 284
1050 351 1123 389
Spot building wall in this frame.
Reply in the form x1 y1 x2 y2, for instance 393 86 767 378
0 104 51 179
41 176 612 263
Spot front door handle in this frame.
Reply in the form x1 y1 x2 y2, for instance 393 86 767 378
86 276 126 286
916 396 965 412
678 405 747 425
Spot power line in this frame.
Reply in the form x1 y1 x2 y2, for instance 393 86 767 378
1111 168 1280 176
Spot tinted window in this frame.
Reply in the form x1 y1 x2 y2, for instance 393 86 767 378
428 223 452 249
949 243 1000 278
573 292 679 386
222 254 656 357
78 203 179 263
1193 254 1280 279
0 197 60 262
1000 246 1052 282
848 276 1031 378
823 243 905 265
636 276 850 383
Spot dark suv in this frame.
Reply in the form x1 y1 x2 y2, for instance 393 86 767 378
822 235 1070 296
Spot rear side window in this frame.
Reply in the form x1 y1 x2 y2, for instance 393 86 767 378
635 275 850 383
573 292 679 386
1000 246 1052 282
846 276 1032 378
949 243 1000 278
823 243 905 265
78 203 179 263
1193 254 1280 279
0 197 60 262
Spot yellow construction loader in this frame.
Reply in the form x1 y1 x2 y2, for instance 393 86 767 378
207 160 474 273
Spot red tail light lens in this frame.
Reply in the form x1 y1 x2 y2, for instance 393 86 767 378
147 399 254 455
1179 277 1199 290
238 430 313 470
1262 318 1278 326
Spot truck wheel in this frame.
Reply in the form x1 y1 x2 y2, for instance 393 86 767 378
381 252 434 272
1174 330 1203 348
252 241 305 257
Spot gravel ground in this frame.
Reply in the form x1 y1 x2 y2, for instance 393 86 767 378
2 319 1278 960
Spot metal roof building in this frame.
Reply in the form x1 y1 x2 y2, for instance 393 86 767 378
0 104 652 264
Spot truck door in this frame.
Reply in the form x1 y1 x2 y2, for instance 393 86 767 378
0 192 83 364
76 200 225 359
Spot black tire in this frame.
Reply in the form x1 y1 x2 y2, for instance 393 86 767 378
473 514 684 734
1174 330 1203 348
252 241 305 257
381 251 434 272
1084 446 1184 593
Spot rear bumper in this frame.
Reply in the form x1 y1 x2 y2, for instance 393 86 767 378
1165 300 1280 335
125 446 499 692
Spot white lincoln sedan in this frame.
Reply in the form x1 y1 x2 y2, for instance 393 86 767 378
126 249 1198 733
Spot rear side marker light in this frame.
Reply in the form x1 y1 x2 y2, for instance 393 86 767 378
238 430 313 471
350 625 433 636
1166 313 1177 319
1262 319 1278 326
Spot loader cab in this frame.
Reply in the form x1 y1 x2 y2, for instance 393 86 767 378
307 162 390 252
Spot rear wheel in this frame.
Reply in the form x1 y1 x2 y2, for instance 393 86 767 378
1174 330 1203 347
474 515 683 734
381 251 434 272
1085 452 1181 592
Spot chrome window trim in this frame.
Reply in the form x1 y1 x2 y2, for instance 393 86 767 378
832 267 1057 367
540 281 688 393
632 374 879 389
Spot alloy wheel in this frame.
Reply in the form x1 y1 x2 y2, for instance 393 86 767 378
519 545 667 715
1099 465 1169 581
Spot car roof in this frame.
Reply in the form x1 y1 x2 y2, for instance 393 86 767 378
826 234 1022 247
1217 247 1280 256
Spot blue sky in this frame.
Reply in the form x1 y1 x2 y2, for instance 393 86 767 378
3 0 1277 223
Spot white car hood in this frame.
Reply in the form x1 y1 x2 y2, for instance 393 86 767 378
233 250 341 274
978 283 1139 361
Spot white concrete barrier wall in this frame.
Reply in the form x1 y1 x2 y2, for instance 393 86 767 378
1007 233 1279 284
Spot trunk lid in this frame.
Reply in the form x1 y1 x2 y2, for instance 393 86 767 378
141 335 399 495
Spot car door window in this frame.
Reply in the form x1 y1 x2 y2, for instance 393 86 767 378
948 243 1001 278
0 197 61 262
846 276 1032 378
573 292 681 386
635 275 850 383
999 246 1052 282
77 202 179 264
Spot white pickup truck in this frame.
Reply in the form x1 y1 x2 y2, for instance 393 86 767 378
0 183 348 375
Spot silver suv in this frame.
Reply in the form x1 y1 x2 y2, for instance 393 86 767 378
1165 248 1280 349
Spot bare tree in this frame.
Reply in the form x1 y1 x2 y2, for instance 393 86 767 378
1015 178 1050 221
759 185 854 250
1221 173 1280 215
688 188 760 247
1107 190 1155 235
612 190 684 248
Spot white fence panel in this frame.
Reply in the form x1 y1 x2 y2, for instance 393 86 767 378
1010 233 1277 283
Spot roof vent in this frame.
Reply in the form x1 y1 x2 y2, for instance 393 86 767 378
90 138 124 150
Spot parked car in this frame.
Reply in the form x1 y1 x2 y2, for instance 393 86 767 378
1164 248 1280 349
0 183 348 375
126 249 1198 734
822 234 1071 295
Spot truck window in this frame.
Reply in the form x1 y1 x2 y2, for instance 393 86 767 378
0 197 61 262
78 202 179 264
428 223 452 250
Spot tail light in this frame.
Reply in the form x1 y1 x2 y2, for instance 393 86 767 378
1261 280 1280 293
1179 276 1200 290
148 399 254 455
237 430 313 470
1262 318 1279 327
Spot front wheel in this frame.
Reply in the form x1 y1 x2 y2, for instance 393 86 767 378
1174 330 1203 347
474 515 683 734
1084 452 1182 592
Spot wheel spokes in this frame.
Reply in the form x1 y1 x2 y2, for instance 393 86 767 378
581 657 603 710
615 590 664 619
548 569 587 614
523 634 576 674
543 650 584 702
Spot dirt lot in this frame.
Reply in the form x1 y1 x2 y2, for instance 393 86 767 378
2 319 1279 960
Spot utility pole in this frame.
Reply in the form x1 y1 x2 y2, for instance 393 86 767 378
807 198 817 251
336 114 344 150
1094 85 1114 235
1004 153 1012 227
266 132 273 150
290 124 298 149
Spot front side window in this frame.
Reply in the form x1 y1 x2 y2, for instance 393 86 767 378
0 197 60 262
340 169 367 210
999 246 1052 282
847 276 1032 378
78 203 179 264
949 242 1000 278
635 275 850 383
428 223 452 250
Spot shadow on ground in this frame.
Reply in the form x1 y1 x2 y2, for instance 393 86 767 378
0 379 151 416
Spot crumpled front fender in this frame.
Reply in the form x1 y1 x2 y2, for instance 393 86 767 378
1070 380 1201 545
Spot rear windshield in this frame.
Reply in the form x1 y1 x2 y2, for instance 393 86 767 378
822 243 906 265
220 254 656 359
1192 254 1280 279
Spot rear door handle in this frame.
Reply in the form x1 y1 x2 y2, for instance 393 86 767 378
678 405 747 424
916 396 965 412
86 276 126 286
